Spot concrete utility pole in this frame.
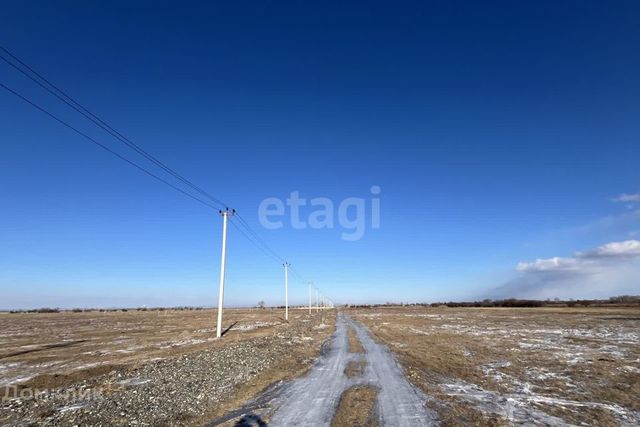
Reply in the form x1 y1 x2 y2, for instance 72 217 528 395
216 208 235 338
316 289 319 312
283 262 290 321
308 282 313 315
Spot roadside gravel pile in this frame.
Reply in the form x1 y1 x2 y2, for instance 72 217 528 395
1 314 334 426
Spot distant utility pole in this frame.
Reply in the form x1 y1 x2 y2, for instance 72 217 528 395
216 208 235 338
283 262 290 321
316 289 319 312
308 282 313 315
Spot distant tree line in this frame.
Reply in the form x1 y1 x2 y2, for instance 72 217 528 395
7 306 209 314
345 295 640 309
6 295 639 313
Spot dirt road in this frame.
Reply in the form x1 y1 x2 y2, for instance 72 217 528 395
267 312 438 426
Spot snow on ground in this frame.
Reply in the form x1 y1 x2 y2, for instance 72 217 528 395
440 378 640 427
355 308 640 425
234 321 279 331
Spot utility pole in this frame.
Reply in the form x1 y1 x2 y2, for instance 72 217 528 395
216 208 235 338
316 289 319 312
308 282 313 315
283 262 290 321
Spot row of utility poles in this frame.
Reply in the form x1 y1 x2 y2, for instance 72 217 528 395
215 208 334 338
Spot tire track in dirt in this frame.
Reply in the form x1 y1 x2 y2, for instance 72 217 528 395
266 313 438 426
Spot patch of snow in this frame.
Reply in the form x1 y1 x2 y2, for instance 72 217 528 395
118 377 150 387
158 339 206 348
235 321 279 331
440 378 640 426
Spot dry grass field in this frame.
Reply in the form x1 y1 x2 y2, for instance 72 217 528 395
1 308 290 389
349 306 640 426
3 306 638 426
0 308 336 425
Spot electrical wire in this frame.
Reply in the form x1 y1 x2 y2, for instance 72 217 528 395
0 81 219 210
234 213 287 263
0 46 294 270
228 218 283 264
0 46 229 210
1 47 326 298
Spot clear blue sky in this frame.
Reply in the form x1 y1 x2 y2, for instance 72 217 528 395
2 1 640 309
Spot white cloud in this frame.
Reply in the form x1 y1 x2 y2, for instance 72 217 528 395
490 240 640 299
579 240 640 258
612 193 640 203
517 240 640 271
516 257 580 272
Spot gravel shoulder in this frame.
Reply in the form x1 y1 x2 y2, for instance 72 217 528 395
1 311 336 426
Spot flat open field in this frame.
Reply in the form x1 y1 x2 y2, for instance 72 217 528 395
349 306 640 426
0 308 335 425
1 308 287 387
3 306 639 426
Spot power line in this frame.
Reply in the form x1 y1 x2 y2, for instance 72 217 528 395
0 81 219 210
0 46 229 210
288 265 308 283
0 78 322 300
235 213 286 263
1 77 317 290
1 47 326 305
0 47 294 271
228 218 283 264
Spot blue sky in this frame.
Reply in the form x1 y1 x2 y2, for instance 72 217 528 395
2 1 640 309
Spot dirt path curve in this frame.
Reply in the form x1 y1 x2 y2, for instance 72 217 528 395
268 312 438 426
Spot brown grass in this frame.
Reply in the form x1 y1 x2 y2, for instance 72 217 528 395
0 308 301 388
0 309 335 422
331 386 379 427
347 326 364 354
349 306 640 426
0 308 337 427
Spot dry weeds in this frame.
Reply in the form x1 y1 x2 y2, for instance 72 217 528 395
0 309 336 426
347 326 364 354
331 385 379 427
350 306 640 426
0 308 297 389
